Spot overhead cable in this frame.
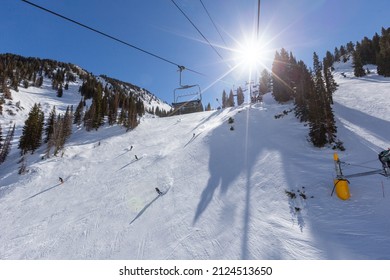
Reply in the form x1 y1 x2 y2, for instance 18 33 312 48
170 0 224 61
21 0 204 76
199 0 227 47
257 0 261 40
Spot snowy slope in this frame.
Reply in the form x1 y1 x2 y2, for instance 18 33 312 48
1 62 390 260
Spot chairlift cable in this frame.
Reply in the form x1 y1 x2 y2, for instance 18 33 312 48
341 161 381 171
257 0 261 40
21 0 204 76
199 0 227 48
171 0 224 61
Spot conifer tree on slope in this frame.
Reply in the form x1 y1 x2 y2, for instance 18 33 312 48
353 43 366 77
309 52 337 146
308 53 328 147
259 69 271 95
323 52 338 104
19 103 44 155
236 87 245 106
221 90 228 108
45 106 56 144
293 61 313 123
228 90 235 107
377 27 390 77
63 106 73 141
0 124 2 150
52 114 64 156
0 124 15 164
74 99 84 126
272 48 294 103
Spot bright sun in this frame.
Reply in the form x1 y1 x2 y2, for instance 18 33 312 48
234 37 267 72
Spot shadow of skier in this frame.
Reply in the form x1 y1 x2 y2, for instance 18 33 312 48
129 195 160 225
22 183 62 202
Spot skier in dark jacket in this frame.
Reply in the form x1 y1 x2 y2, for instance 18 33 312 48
59 177 64 184
379 148 390 168
155 187 163 195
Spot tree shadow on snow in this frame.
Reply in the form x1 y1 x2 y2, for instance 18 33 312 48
334 102 390 146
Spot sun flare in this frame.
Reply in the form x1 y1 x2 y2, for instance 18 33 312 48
232 35 271 75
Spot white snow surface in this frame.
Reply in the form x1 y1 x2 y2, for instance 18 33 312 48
1 62 390 260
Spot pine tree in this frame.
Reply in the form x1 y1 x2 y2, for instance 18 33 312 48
236 86 245 106
63 106 73 140
334 47 340 62
221 90 228 108
45 106 56 143
91 83 104 129
323 54 338 104
372 32 380 65
228 90 235 107
0 124 2 150
57 84 63 97
35 75 43 87
83 104 94 131
308 52 338 147
346 41 355 54
0 124 15 164
293 61 313 123
53 115 64 156
259 69 271 95
136 98 145 117
272 48 294 103
352 45 366 77
73 99 84 125
377 27 390 77
339 45 347 62
308 53 328 147
205 102 212 111
19 103 45 154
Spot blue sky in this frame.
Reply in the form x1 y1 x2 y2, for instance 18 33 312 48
1 0 390 108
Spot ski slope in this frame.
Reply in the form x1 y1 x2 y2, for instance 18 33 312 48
1 62 390 260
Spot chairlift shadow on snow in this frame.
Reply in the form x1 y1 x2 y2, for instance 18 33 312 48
22 183 62 202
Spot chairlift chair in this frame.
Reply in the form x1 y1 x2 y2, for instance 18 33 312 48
172 66 203 114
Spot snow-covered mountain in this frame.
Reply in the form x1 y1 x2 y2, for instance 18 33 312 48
1 60 390 260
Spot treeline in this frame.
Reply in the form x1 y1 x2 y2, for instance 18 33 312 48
339 27 390 77
258 27 390 149
101 75 171 117
0 54 174 166
0 53 84 100
218 68 272 110
16 103 73 158
271 48 340 149
219 88 245 109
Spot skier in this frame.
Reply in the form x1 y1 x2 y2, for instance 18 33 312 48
155 187 163 195
59 177 64 184
379 148 390 168
135 155 138 160
130 145 133 151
